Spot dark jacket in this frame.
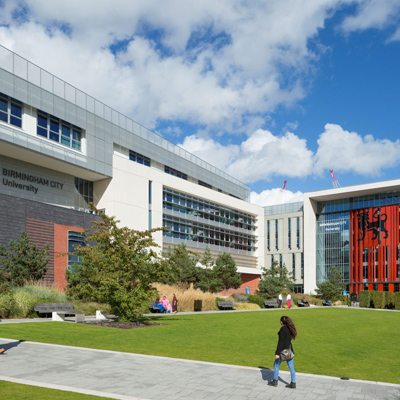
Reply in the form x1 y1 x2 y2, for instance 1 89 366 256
275 325 294 356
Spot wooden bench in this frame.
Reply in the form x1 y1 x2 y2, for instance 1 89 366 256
264 299 279 308
217 301 235 310
297 300 310 307
148 302 163 313
34 302 85 323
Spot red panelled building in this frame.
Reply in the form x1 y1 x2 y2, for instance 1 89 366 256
350 205 399 293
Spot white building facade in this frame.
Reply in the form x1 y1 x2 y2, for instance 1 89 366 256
0 46 264 291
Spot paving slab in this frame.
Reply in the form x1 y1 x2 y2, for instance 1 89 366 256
0 338 399 400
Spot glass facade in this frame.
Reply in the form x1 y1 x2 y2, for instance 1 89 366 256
74 178 93 210
162 188 256 253
317 191 400 214
316 212 350 285
129 150 150 166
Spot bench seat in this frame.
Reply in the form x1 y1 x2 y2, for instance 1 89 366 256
264 299 279 308
217 301 235 310
34 302 85 323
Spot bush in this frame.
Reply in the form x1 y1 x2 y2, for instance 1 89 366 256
359 290 373 308
337 295 350 306
0 293 16 318
234 303 260 310
13 289 36 316
247 294 266 309
22 284 68 302
385 291 395 309
395 292 400 310
373 291 385 309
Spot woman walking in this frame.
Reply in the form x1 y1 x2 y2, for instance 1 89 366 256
268 315 297 389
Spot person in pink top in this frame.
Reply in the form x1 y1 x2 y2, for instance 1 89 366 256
161 296 173 313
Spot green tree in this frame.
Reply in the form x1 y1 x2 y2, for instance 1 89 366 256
164 243 199 286
66 205 174 321
0 231 49 286
257 261 295 299
197 246 219 292
316 266 345 301
213 253 242 293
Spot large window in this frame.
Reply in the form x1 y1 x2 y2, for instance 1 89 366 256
37 112 82 150
68 231 84 271
0 93 22 128
130 150 150 166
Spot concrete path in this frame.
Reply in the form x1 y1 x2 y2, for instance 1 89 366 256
0 338 398 400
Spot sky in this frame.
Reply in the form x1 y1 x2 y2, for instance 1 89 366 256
1 0 400 206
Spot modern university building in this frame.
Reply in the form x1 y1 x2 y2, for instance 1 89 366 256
0 45 399 295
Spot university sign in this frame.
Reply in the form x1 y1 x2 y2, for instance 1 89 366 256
2 167 64 195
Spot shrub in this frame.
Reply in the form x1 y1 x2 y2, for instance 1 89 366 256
234 303 260 310
385 291 395 309
0 293 16 318
13 289 36 317
373 291 385 309
22 284 68 302
359 290 373 308
337 295 350 306
395 292 400 310
247 294 266 309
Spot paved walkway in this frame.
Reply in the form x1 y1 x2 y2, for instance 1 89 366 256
0 337 398 400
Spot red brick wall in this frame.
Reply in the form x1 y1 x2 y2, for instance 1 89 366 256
219 273 260 296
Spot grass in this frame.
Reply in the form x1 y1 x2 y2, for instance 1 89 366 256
0 308 399 384
0 380 115 399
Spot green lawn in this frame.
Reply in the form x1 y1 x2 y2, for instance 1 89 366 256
0 380 114 399
0 308 399 384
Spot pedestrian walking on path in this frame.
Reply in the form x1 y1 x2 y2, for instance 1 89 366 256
287 293 291 309
268 315 297 389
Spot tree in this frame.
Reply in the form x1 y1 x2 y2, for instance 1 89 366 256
197 246 220 292
316 266 345 301
66 205 174 321
213 253 242 293
164 243 199 286
257 261 295 299
0 231 49 286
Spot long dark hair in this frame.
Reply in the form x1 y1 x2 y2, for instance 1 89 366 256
281 316 297 339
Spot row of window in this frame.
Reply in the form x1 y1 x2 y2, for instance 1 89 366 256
266 217 301 251
129 150 150 166
0 92 83 151
271 252 304 279
163 215 256 252
37 112 82 150
163 188 256 230
165 165 187 179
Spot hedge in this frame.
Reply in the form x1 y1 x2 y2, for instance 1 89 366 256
385 291 395 309
247 294 266 309
359 290 373 308
395 292 400 310
373 291 385 309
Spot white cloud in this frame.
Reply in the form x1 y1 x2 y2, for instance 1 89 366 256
341 0 400 32
314 123 400 176
180 129 314 183
250 188 304 207
0 0 354 131
387 27 400 42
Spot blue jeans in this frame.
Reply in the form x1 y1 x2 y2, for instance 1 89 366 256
274 357 296 383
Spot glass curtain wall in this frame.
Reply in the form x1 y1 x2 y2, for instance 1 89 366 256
316 212 350 285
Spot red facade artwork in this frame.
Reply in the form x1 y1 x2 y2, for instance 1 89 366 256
350 205 399 293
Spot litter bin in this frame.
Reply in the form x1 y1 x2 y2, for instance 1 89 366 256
194 299 202 312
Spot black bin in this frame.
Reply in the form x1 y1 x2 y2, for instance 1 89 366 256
194 299 202 312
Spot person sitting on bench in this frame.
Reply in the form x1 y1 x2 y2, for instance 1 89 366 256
155 297 165 313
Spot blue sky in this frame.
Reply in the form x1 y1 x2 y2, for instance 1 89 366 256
1 1 400 205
